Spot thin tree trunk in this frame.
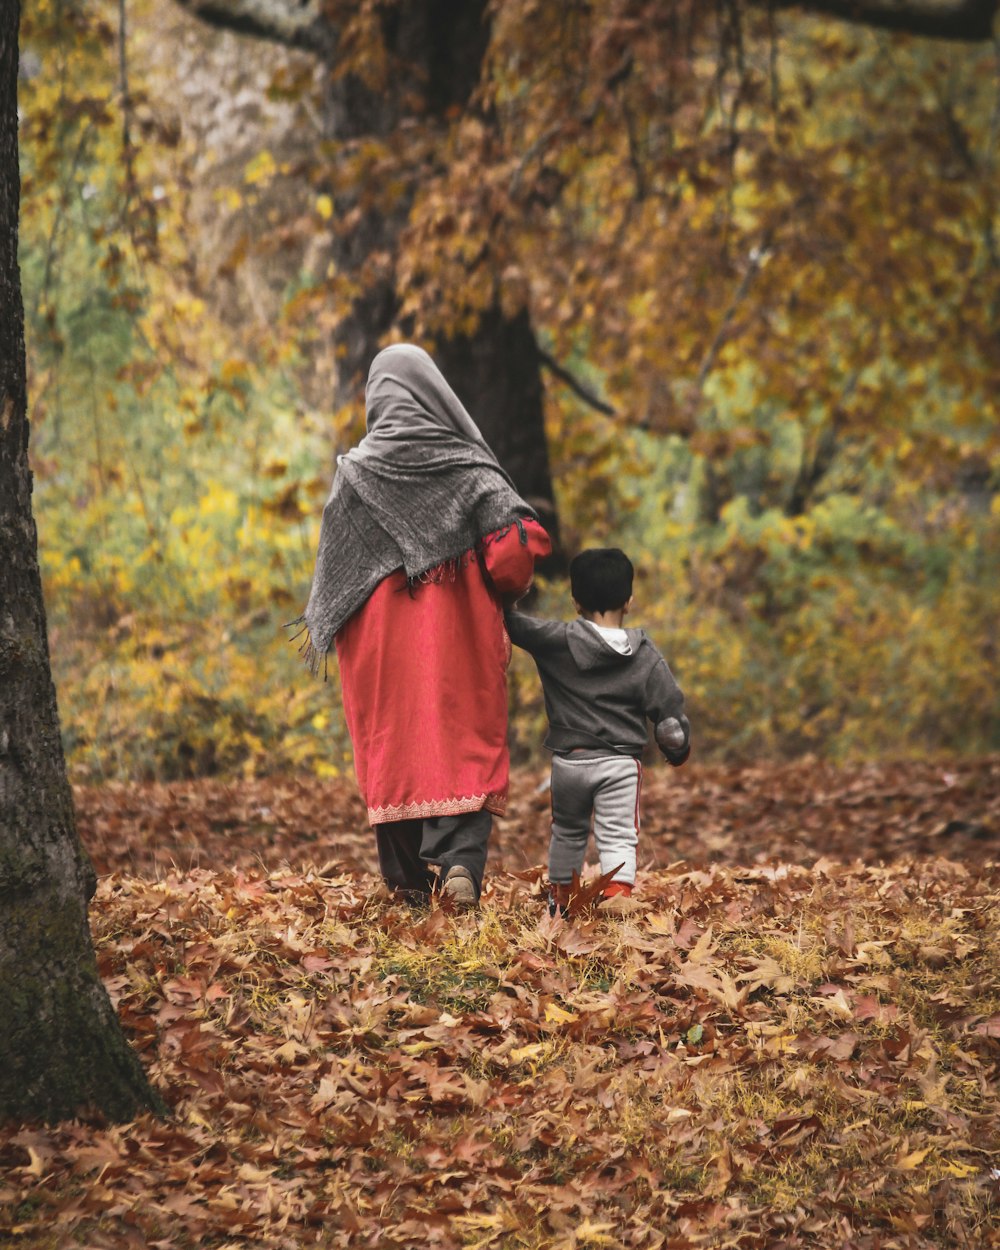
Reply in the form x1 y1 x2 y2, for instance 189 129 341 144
0 2 162 1124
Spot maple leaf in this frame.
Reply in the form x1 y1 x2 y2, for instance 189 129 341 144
554 866 626 920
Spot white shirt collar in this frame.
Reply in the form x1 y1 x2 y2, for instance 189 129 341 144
583 619 632 655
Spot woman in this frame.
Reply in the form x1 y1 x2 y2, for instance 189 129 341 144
295 344 551 905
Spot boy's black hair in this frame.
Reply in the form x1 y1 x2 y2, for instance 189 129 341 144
570 547 634 614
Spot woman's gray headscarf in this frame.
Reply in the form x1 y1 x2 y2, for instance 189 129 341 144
291 344 539 672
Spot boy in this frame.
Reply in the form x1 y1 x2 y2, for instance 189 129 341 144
505 547 690 913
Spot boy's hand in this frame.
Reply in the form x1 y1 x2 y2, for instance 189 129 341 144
501 582 533 610
655 716 690 766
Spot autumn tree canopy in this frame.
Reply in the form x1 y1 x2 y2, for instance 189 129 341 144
171 0 999 505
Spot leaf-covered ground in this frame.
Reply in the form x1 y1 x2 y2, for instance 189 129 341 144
2 758 999 1249
72 756 1000 880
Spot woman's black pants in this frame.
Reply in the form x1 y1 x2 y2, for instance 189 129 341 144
374 809 491 900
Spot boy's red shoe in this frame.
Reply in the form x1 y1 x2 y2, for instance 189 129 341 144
548 882 572 917
602 881 633 899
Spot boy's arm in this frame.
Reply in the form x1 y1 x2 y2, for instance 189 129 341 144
644 656 691 767
503 608 565 656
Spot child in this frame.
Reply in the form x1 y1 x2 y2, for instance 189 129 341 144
505 547 689 913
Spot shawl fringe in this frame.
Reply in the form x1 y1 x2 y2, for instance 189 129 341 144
403 519 528 597
284 615 329 680
290 513 532 673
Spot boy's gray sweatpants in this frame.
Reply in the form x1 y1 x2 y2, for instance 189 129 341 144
549 753 642 885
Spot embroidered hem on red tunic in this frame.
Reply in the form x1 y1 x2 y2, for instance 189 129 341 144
367 790 508 826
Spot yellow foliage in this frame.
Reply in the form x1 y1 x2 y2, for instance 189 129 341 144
244 149 278 187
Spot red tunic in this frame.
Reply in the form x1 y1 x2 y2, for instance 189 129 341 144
335 521 552 825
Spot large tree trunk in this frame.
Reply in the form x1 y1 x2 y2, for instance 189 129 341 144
324 1 561 547
177 0 563 552
0 3 162 1124
437 306 558 536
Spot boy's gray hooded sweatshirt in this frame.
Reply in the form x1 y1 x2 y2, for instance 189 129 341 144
505 610 689 761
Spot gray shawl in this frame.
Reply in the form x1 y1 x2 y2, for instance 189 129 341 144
291 344 539 673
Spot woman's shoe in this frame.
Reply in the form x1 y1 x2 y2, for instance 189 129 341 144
442 865 477 907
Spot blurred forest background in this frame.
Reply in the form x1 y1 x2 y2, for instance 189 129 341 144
18 0 999 785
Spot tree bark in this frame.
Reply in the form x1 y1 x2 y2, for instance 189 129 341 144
0 3 163 1124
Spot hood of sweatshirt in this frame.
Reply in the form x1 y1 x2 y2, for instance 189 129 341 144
565 620 646 672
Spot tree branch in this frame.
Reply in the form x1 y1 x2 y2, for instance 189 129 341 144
537 349 616 416
696 230 774 391
786 415 841 516
172 0 332 54
762 0 999 42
